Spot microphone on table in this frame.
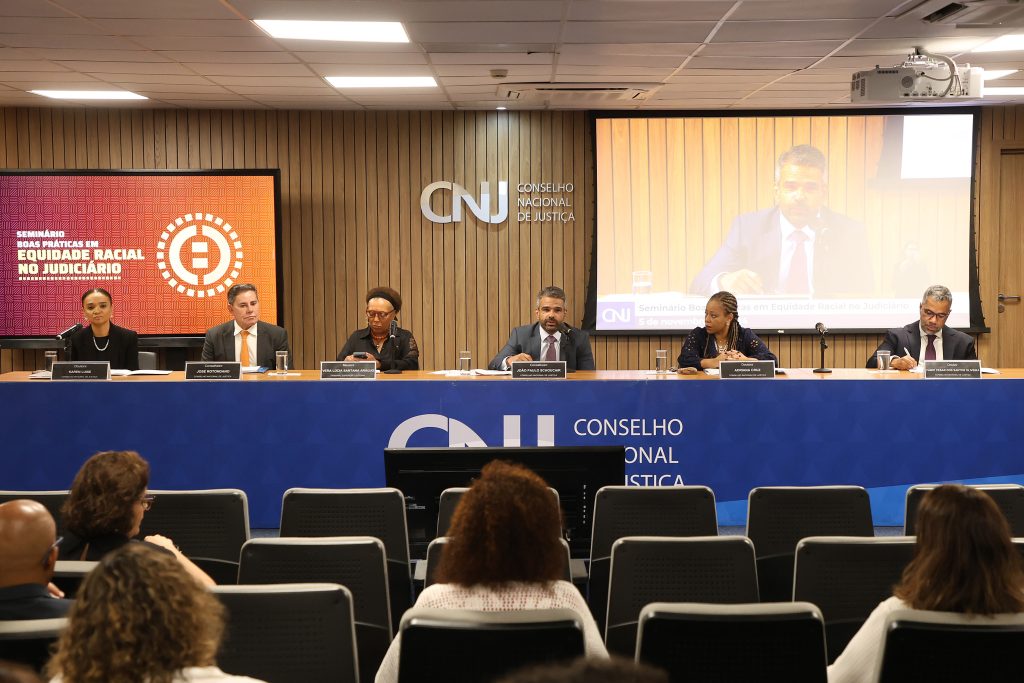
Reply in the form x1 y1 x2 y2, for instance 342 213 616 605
558 322 574 338
815 322 828 336
55 323 83 340
813 321 832 374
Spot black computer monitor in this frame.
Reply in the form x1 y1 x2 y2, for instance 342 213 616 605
384 446 626 559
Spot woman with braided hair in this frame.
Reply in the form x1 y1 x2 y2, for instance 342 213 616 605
677 291 777 371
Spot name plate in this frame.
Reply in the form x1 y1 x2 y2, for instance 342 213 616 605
511 361 567 379
51 361 110 381
924 360 982 379
720 360 776 379
321 360 377 379
185 362 241 380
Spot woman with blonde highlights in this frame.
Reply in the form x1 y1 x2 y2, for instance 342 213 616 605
374 460 608 682
829 484 1024 682
47 543 262 683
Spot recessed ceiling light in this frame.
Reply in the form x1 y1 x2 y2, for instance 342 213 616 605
254 19 408 42
30 90 147 100
972 34 1024 52
982 69 1018 81
325 76 436 88
983 86 1024 96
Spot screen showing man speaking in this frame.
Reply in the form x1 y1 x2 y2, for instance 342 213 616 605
594 112 975 332
1 171 279 337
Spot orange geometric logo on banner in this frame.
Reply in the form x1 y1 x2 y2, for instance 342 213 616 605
157 212 244 299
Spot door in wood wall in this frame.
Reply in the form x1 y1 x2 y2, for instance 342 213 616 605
997 150 1024 368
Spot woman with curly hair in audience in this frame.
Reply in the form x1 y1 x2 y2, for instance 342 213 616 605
59 451 213 586
375 460 608 682
47 543 260 683
829 484 1024 682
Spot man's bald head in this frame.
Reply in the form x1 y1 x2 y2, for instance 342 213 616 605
0 499 58 585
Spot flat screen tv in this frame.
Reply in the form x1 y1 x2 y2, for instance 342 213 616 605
384 446 626 559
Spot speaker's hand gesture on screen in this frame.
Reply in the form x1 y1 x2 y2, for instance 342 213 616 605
720 269 764 294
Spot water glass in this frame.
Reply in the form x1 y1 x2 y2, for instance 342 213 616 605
655 349 669 374
44 350 57 372
877 350 892 371
275 350 288 373
458 350 472 374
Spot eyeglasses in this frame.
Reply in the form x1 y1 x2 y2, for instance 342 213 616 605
140 494 156 511
43 536 63 567
366 310 394 319
921 308 950 321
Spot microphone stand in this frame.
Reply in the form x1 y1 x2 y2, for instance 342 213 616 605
813 328 832 374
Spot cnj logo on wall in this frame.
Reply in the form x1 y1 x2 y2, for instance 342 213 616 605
419 181 508 224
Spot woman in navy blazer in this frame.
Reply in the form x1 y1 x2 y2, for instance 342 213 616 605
677 291 778 371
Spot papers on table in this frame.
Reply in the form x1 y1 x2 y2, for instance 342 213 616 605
111 369 173 376
428 369 512 376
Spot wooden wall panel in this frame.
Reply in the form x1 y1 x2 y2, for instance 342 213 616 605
1 106 1020 374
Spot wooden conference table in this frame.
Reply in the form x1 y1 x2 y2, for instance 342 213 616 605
3 368 1021 526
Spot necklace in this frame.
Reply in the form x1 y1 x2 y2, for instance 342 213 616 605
93 336 110 352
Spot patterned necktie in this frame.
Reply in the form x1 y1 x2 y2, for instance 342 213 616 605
925 334 937 361
784 231 809 294
544 335 557 361
240 329 252 366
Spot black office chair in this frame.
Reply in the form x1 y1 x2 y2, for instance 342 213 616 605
436 486 560 538
137 488 250 584
793 536 916 663
588 485 717 631
237 536 391 683
0 491 69 537
746 486 873 602
0 617 68 673
905 483 1024 535
420 536 572 590
605 536 758 657
213 583 358 683
280 487 412 628
396 608 585 683
877 609 1024 682
636 602 827 682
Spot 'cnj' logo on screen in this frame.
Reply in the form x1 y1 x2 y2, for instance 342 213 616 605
420 181 509 224
388 413 553 448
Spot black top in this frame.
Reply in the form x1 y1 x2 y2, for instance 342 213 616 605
58 532 172 562
337 326 420 371
67 322 139 370
677 324 778 370
0 583 72 620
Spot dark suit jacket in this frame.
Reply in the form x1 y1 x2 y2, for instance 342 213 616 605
67 322 139 370
0 583 72 620
690 207 873 296
488 323 596 371
201 320 291 369
867 322 977 368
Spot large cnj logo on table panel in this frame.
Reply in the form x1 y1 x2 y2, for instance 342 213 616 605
420 181 508 224
388 413 554 448
157 213 243 298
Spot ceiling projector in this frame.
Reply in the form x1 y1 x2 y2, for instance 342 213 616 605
851 49 983 102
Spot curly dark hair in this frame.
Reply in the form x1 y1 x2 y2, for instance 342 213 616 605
496 656 668 683
895 484 1024 614
62 451 149 539
366 286 402 312
436 460 564 588
47 543 225 683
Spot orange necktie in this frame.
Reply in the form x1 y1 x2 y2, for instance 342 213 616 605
240 330 252 366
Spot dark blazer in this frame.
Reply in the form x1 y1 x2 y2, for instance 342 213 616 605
67 322 139 370
866 322 978 368
337 326 420 371
677 325 778 371
689 207 873 296
488 323 596 371
201 320 291 369
0 583 72 620
59 532 173 562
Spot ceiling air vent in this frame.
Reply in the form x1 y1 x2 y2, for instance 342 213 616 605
498 83 660 103
898 0 1024 27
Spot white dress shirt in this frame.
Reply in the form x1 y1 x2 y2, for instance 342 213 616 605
502 330 561 370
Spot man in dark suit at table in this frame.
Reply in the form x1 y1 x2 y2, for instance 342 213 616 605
867 285 977 369
690 144 873 297
488 285 596 371
202 283 292 369
0 499 72 619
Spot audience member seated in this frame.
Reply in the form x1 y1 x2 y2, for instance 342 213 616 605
495 656 668 683
58 451 214 587
828 484 1024 682
46 544 264 683
677 291 777 372
0 500 71 619
375 460 608 682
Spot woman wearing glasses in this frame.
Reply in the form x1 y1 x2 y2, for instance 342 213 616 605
336 286 420 372
59 451 214 586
